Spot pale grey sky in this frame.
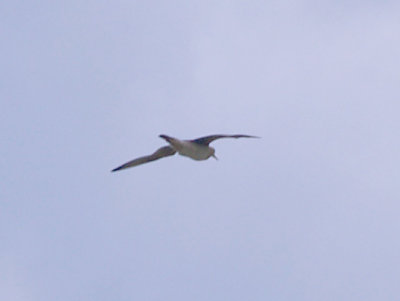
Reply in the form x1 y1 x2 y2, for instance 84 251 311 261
1 1 400 300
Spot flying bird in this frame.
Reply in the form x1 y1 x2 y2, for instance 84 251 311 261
111 134 259 172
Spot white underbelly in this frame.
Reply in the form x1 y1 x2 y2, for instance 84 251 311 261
178 143 212 160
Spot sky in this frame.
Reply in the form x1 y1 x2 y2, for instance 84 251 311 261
1 1 400 300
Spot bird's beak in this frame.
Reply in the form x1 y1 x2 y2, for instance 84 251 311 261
212 154 218 160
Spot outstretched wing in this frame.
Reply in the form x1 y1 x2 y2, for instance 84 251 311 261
190 134 259 146
111 145 176 172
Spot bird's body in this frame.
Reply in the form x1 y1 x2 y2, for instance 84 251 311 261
159 135 215 161
179 143 214 160
111 134 258 172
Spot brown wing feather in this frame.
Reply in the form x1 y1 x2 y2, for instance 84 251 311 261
111 146 176 172
190 134 259 146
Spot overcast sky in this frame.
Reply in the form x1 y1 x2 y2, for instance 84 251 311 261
2 1 400 300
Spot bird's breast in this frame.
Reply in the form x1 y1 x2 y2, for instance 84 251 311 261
177 142 213 160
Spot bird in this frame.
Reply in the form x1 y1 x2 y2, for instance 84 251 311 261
111 134 259 172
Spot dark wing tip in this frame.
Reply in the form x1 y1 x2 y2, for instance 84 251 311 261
190 134 260 146
231 134 259 137
243 135 260 138
111 166 122 172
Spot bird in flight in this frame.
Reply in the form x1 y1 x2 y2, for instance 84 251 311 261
111 134 259 172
